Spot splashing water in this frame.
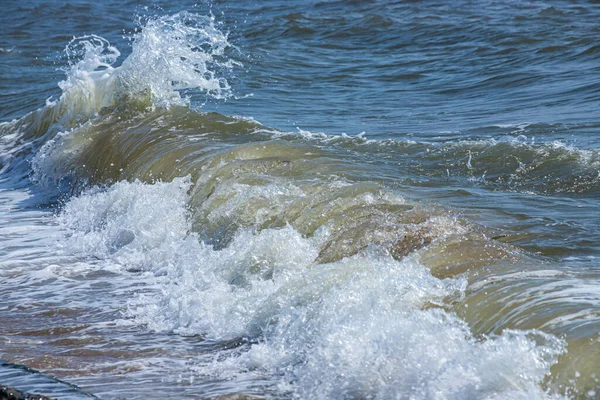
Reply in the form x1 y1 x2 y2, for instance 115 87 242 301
1 11 238 186
119 12 235 106
46 12 236 129
54 178 568 400
3 4 600 399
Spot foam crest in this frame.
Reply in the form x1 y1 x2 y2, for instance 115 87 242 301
284 312 564 400
233 252 564 399
24 12 236 137
22 12 238 189
58 177 193 274
54 35 121 125
56 179 566 399
120 12 235 105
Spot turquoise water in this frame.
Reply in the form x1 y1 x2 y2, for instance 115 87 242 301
1 1 599 399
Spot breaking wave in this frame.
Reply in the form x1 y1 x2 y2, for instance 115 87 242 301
1 9 599 399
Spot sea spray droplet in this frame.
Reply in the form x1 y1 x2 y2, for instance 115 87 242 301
46 12 237 130
64 35 120 70
54 35 121 125
119 11 237 106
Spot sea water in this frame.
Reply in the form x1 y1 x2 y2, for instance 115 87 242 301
1 1 599 399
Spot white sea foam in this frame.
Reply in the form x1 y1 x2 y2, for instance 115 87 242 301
119 12 236 105
58 177 193 274
26 12 237 187
15 12 236 140
56 179 567 399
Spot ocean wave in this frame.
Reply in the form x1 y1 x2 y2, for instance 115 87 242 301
54 12 236 120
0 11 237 184
2 9 599 398
56 178 567 400
277 127 600 195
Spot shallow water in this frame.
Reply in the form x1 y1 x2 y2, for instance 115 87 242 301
1 1 599 399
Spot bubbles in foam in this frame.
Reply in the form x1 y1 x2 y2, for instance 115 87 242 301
55 35 121 124
121 12 236 105
35 11 237 133
56 178 566 399
58 177 193 274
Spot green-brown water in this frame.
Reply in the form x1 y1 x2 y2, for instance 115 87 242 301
1 2 599 399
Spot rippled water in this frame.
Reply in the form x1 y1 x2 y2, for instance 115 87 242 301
1 1 599 399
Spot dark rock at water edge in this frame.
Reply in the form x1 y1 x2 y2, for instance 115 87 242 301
1 385 53 400
0 361 98 400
